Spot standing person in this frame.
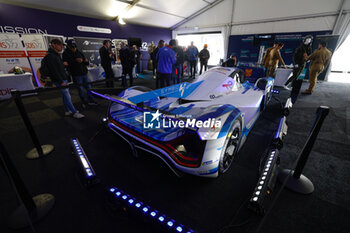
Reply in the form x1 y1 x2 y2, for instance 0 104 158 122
132 45 142 77
44 39 84 118
63 39 97 108
284 35 313 88
169 39 180 84
199 44 210 74
156 40 176 88
151 40 164 87
188 41 198 79
223 54 237 67
119 42 134 88
301 41 332 95
99 40 114 88
262 42 278 70
174 44 185 83
266 42 286 78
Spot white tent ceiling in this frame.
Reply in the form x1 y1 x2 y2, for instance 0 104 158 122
2 0 350 33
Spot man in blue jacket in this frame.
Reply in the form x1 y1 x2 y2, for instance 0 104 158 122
188 41 198 79
156 41 176 88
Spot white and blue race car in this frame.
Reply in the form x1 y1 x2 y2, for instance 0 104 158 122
102 67 274 178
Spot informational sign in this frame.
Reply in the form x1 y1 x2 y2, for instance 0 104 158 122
112 39 128 62
0 33 31 75
21 34 48 87
74 37 109 66
43 34 65 49
77 26 111 34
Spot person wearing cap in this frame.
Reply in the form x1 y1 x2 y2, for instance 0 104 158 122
188 41 198 78
99 40 115 88
44 39 84 118
199 44 210 75
223 54 237 67
301 41 332 94
63 39 97 108
284 35 313 89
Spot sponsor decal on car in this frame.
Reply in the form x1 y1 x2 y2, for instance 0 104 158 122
143 110 222 129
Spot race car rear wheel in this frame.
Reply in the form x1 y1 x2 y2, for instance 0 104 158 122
219 119 241 174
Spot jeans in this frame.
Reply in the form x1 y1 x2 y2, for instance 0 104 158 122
200 61 208 75
102 65 114 88
174 64 183 84
190 60 197 77
54 80 77 113
74 75 94 104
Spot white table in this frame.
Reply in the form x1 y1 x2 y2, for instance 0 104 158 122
274 68 293 87
0 73 35 100
87 64 125 82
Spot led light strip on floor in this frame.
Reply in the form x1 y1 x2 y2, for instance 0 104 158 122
249 148 279 214
108 187 196 233
70 138 97 186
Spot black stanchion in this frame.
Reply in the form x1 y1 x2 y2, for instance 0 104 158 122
278 106 330 194
12 91 54 159
0 141 55 229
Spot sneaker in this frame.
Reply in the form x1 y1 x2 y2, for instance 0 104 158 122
73 112 85 119
65 111 73 116
87 102 98 106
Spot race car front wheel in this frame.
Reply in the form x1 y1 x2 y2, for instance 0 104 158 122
219 119 241 174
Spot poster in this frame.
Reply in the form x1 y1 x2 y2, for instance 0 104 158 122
74 37 109 66
0 33 31 74
112 38 128 62
21 33 48 87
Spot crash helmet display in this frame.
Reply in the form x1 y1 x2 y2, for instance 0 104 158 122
13 66 24 74
303 35 313 45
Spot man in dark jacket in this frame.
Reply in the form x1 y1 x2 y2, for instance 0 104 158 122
223 54 237 67
45 39 84 118
284 35 313 87
99 40 114 88
188 41 198 78
63 39 96 107
119 42 134 88
199 44 210 75
174 44 184 83
156 41 176 88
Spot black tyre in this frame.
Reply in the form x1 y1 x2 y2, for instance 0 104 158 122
219 119 242 174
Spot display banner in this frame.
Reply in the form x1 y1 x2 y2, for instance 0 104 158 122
112 39 128 62
227 31 332 66
0 33 31 74
21 34 48 86
74 37 109 66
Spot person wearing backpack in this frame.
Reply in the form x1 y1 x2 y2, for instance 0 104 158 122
43 39 84 119
63 39 97 108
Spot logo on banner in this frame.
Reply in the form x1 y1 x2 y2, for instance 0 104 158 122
83 40 90 46
143 110 161 129
0 35 19 49
143 110 221 129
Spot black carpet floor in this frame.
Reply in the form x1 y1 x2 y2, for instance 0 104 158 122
0 74 349 233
